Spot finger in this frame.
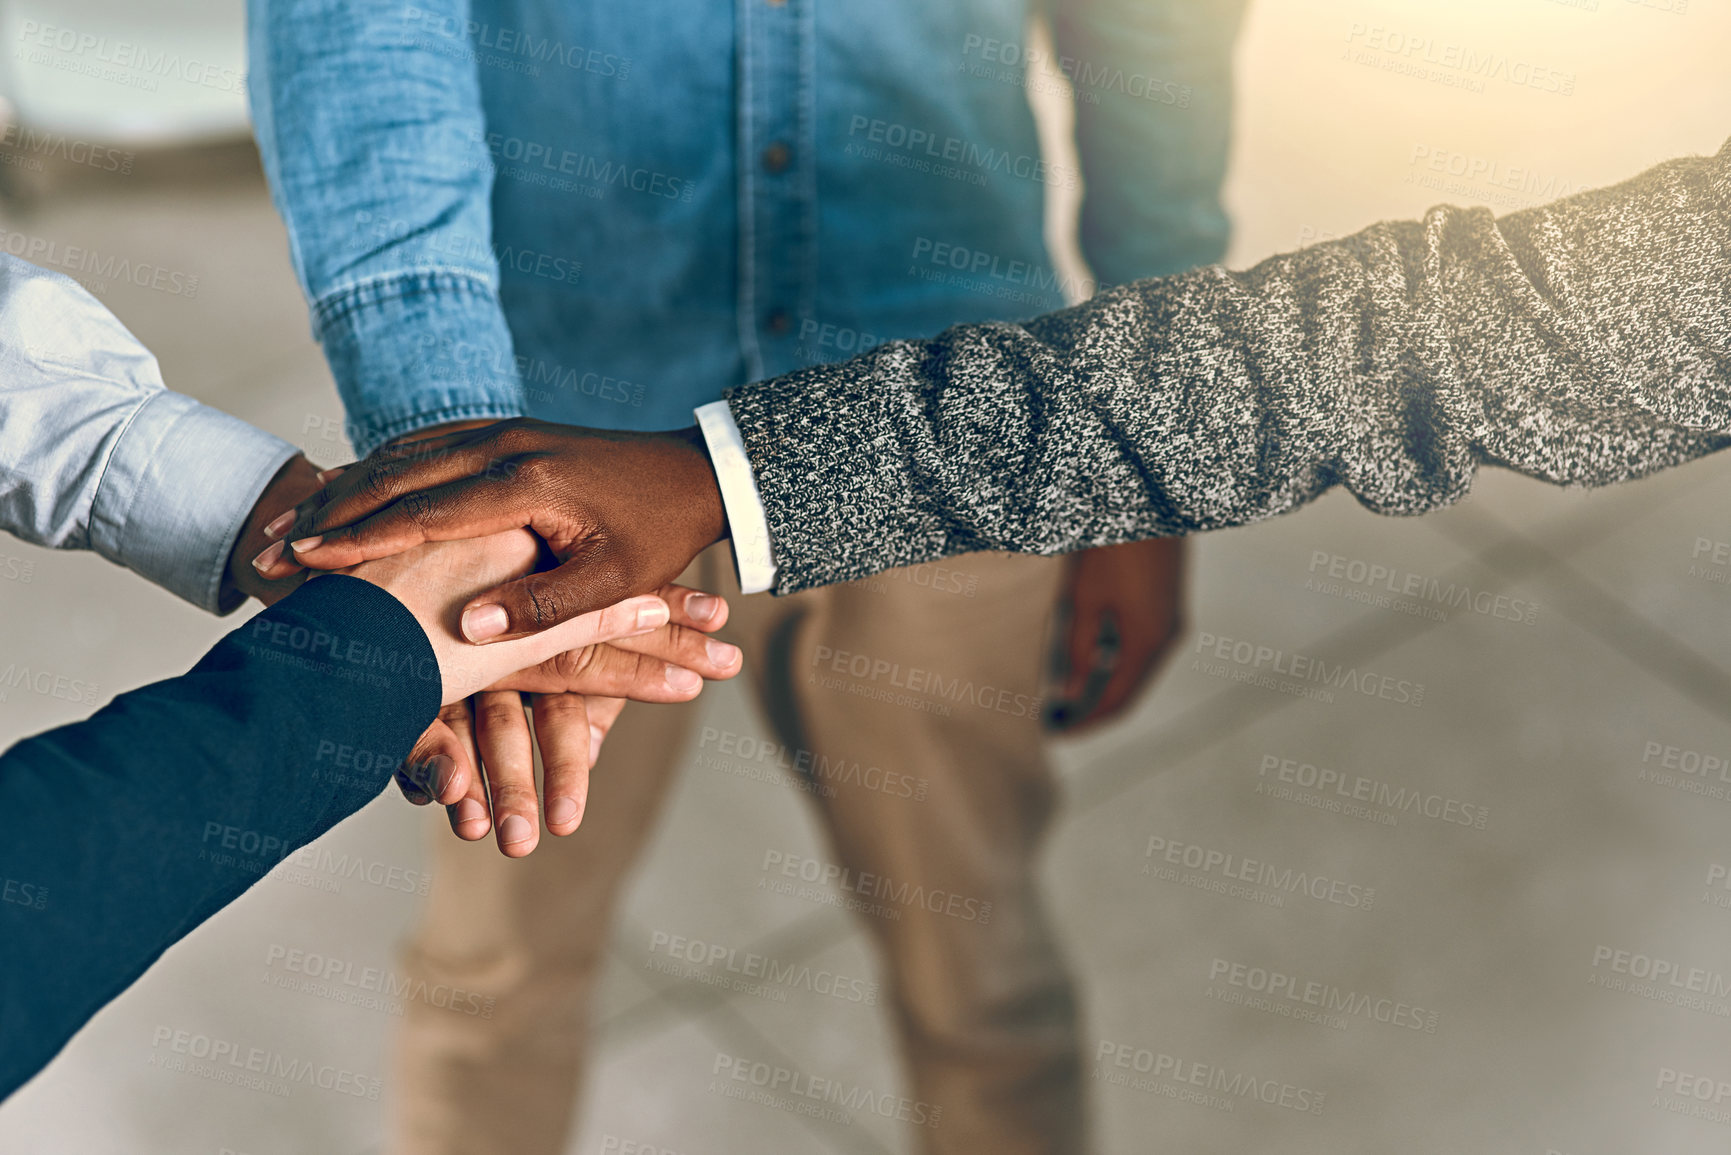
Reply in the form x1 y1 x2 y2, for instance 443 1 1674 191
306 432 501 530
250 465 354 580
394 715 468 806
473 690 541 857
1060 598 1105 705
444 700 493 841
493 641 723 701
425 701 482 806
660 584 729 632
1064 642 1161 732
530 693 592 836
604 624 742 681
586 697 627 765
278 473 539 573
459 546 655 644
437 591 675 704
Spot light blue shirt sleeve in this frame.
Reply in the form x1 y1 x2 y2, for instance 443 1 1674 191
0 253 298 614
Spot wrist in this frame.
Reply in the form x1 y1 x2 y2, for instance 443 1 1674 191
224 454 325 607
665 425 729 549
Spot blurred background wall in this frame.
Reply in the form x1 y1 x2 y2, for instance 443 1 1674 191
2 2 1730 1153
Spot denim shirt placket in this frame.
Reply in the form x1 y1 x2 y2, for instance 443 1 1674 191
735 0 817 386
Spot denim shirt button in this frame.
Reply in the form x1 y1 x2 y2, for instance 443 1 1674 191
762 142 791 174
765 308 792 335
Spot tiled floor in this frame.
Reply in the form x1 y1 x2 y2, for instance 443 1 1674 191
5 3 1731 1153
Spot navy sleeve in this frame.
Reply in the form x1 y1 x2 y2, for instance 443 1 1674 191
0 575 442 1099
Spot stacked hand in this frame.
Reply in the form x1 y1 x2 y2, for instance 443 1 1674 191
227 432 737 856
249 419 728 641
239 416 1187 844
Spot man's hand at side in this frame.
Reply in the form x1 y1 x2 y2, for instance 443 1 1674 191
251 418 729 643
1048 538 1186 733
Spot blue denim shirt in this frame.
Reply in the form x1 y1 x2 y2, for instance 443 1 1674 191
248 0 1245 454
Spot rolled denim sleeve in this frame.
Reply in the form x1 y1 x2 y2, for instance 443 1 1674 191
247 0 525 455
0 255 296 614
1053 0 1248 284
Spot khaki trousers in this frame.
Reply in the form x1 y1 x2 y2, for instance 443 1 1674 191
390 549 1082 1154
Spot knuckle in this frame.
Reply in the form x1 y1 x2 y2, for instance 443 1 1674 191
510 452 552 488
490 422 537 457
398 489 438 528
360 465 401 505
524 575 568 627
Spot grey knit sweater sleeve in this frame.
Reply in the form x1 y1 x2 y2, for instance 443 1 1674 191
723 137 1731 596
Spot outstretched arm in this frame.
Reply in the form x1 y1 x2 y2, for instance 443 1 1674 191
725 137 1731 592
0 531 686 1101
267 138 1731 617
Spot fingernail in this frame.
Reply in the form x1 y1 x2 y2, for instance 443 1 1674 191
251 540 285 573
687 593 720 622
499 814 534 845
547 797 579 828
289 535 323 554
706 639 741 668
454 798 488 833
431 754 457 798
315 467 347 484
588 724 604 764
263 510 296 540
665 665 702 693
636 600 671 631
462 604 509 642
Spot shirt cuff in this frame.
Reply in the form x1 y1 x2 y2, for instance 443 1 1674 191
311 271 527 456
694 401 777 595
87 391 298 615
